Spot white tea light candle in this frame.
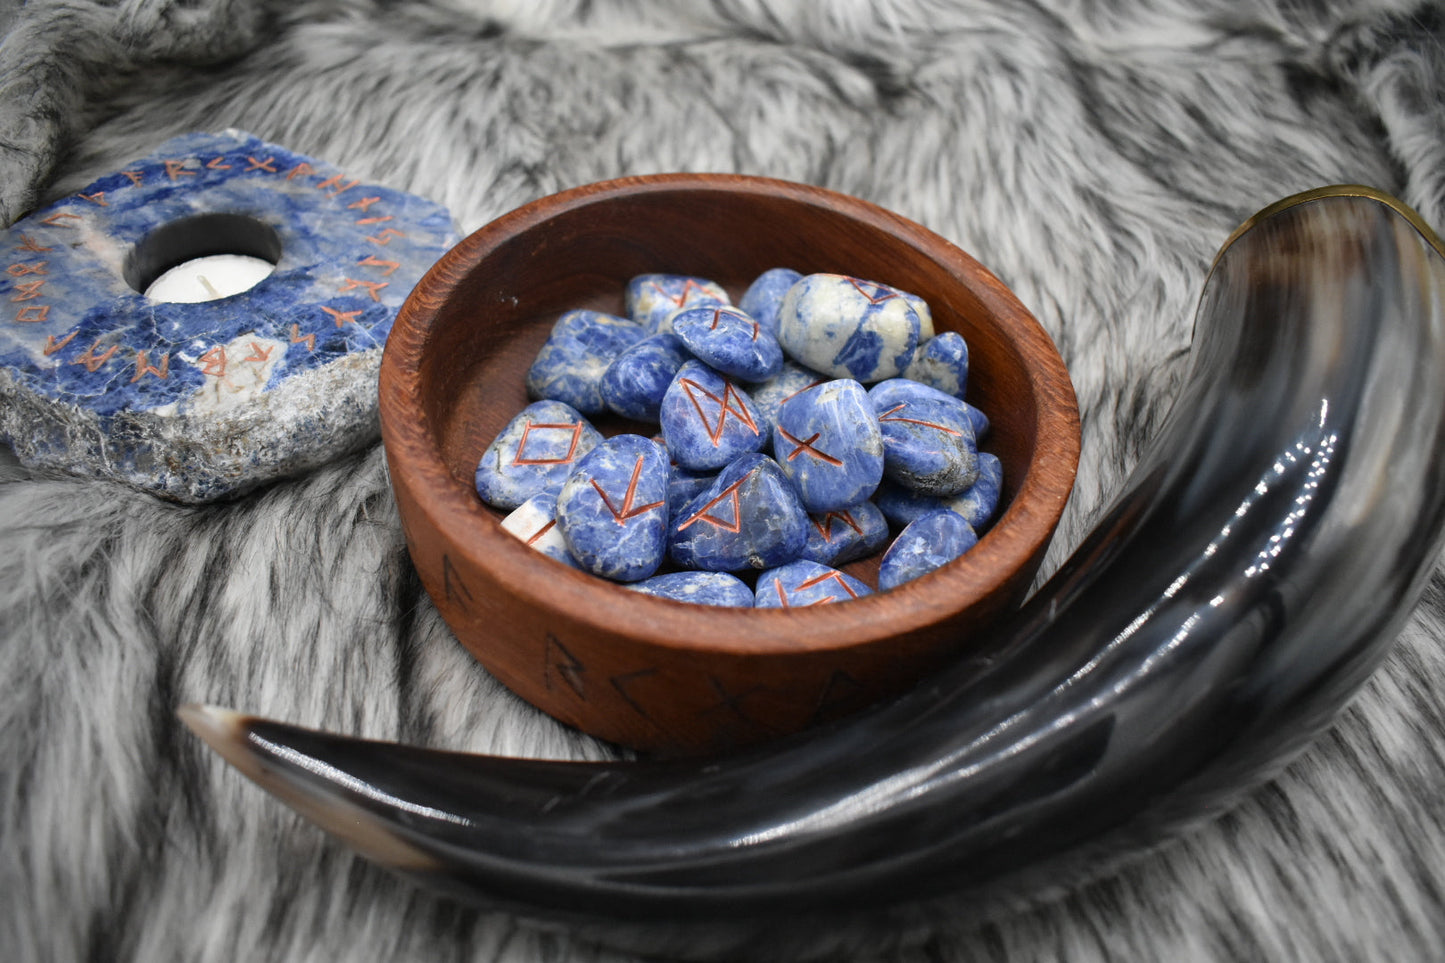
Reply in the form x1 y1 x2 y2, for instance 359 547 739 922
145 253 275 303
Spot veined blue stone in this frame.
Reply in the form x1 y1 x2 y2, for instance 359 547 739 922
600 333 691 422
869 379 979 495
624 273 729 334
526 309 645 415
755 560 873 608
874 452 1004 530
878 510 979 590
739 267 802 338
776 273 926 382
872 376 990 439
499 492 579 568
474 400 603 510
556 434 671 582
800 500 890 567
670 453 809 571
667 462 716 524
0 129 457 502
658 360 765 471
671 304 784 381
741 360 828 449
626 571 754 607
902 331 969 399
773 379 883 512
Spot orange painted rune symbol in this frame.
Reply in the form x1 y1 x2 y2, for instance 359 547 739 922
811 510 863 543
590 456 665 526
846 277 899 305
680 377 759 446
709 307 759 341
774 570 861 607
512 421 585 466
650 278 713 307
878 403 963 436
777 426 843 466
677 475 748 533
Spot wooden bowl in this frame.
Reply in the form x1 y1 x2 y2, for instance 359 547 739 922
380 174 1080 755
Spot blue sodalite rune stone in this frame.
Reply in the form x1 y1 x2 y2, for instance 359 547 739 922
874 452 1004 530
878 509 979 590
474 400 602 510
670 453 809 571
776 273 927 382
739 267 802 338
555 434 670 582
625 571 755 607
0 129 456 502
902 331 970 400
755 559 873 608
773 379 883 512
742 360 827 449
870 376 990 441
667 461 715 524
800 500 890 567
600 333 691 422
671 304 784 381
624 273 729 334
658 360 765 471
499 492 579 568
868 378 979 496
526 309 645 416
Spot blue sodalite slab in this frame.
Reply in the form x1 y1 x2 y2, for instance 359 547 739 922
773 378 883 512
878 509 979 590
600 333 691 422
869 378 979 495
670 453 809 571
671 304 784 381
626 571 754 607
0 129 456 502
741 360 827 449
555 434 670 582
624 273 729 334
776 273 928 382
874 452 1004 530
800 500 890 567
499 492 579 568
738 267 802 339
755 559 873 608
474 400 602 510
658 360 765 471
526 309 645 416
902 331 970 399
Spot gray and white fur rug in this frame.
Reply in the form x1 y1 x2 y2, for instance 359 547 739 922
4 1 1445 960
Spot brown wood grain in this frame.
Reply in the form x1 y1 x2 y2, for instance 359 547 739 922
380 173 1080 755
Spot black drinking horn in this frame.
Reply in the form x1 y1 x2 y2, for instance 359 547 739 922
182 186 1445 960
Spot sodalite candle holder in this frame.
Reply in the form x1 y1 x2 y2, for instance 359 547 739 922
0 129 456 502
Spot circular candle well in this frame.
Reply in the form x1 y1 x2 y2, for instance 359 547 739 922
126 213 282 303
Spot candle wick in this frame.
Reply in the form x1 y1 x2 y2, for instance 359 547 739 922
198 274 221 299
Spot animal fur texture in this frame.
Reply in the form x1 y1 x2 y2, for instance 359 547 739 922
3 0 1445 959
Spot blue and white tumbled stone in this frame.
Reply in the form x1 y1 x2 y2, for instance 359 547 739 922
626 571 754 607
902 331 969 399
600 333 691 422
670 453 809 571
671 304 784 381
499 492 579 568
739 267 802 338
872 375 991 440
741 360 828 446
773 379 884 512
555 435 670 582
667 462 716 524
874 452 1003 531
878 510 979 590
526 309 645 415
775 273 928 382
869 378 979 496
624 273 729 334
658 360 765 471
800 500 891 567
755 560 873 608
475 400 603 510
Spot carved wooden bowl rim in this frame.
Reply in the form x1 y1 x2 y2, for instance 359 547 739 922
380 173 1080 661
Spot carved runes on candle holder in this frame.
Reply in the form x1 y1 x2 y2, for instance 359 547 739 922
0 130 457 502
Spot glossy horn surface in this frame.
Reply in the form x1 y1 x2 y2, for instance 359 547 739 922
183 187 1445 957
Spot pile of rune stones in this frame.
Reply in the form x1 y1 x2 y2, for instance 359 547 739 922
473 269 1003 608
